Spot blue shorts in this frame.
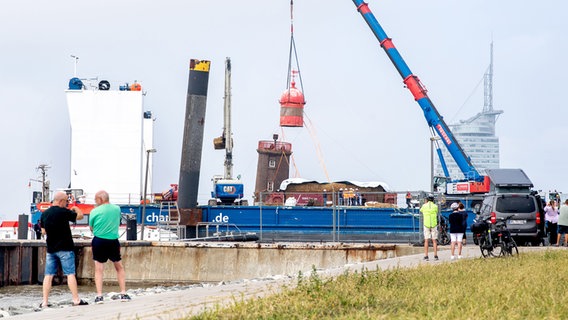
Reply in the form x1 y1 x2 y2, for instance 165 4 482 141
45 251 76 276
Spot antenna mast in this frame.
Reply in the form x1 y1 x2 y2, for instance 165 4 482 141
70 55 79 77
483 43 493 112
37 164 51 202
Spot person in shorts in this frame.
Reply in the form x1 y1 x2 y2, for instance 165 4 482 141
458 202 468 245
89 190 131 304
448 202 465 259
420 194 439 261
40 191 88 307
557 199 568 246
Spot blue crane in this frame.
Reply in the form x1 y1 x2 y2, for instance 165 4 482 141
350 0 490 194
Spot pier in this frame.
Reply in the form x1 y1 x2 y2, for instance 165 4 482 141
0 240 422 287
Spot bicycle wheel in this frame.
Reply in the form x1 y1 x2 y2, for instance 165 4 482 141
491 241 503 257
499 241 511 257
479 236 495 257
499 231 519 256
507 238 519 256
439 231 450 246
480 245 492 257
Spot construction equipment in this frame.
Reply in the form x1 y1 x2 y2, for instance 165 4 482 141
210 57 246 206
351 0 491 195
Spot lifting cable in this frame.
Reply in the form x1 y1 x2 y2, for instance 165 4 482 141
279 127 302 178
272 129 293 178
430 127 450 178
285 0 332 182
303 113 331 183
286 0 305 95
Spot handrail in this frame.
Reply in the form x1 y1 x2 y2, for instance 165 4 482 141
194 222 243 239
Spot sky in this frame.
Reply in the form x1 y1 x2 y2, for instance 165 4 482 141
0 0 566 221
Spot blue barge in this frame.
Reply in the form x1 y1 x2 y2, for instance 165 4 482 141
197 204 476 243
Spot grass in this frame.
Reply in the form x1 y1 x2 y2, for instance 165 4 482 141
188 250 568 320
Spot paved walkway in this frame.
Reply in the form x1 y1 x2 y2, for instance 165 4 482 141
10 245 548 320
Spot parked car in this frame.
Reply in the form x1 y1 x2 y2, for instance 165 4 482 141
474 192 545 246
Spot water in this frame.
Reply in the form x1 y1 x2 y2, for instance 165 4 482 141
0 283 199 316
0 285 45 311
0 284 122 308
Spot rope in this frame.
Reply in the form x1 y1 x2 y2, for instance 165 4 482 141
285 0 305 95
303 112 331 183
279 127 301 178
449 73 484 123
274 145 293 181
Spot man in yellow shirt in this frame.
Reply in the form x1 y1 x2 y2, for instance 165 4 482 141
420 194 439 261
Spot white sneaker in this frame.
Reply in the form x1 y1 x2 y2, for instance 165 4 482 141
450 256 455 260
458 255 463 259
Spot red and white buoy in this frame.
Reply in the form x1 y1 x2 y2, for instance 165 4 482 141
279 77 305 127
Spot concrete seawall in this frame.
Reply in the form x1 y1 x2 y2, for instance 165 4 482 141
1 240 423 287
8 246 552 320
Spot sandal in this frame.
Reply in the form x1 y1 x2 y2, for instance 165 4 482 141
73 299 88 306
39 302 52 308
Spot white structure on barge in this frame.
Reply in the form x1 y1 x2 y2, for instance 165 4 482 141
66 78 154 204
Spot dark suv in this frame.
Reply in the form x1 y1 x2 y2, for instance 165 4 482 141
475 193 545 246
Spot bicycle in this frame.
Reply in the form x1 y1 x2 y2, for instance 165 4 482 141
472 213 518 257
438 214 451 246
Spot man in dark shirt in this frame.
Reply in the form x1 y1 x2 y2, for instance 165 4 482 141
459 202 468 245
40 191 88 307
449 202 466 260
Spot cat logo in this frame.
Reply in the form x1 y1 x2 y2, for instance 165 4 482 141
223 186 236 194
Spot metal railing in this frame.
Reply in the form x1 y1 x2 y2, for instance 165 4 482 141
251 190 480 243
194 222 244 240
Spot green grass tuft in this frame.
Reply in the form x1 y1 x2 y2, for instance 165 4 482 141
189 250 568 319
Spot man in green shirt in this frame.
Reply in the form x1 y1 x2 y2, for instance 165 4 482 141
420 194 439 261
89 190 131 303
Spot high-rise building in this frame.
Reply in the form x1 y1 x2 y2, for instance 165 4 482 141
435 43 503 179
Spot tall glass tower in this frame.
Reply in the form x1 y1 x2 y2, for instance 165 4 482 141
435 43 503 179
